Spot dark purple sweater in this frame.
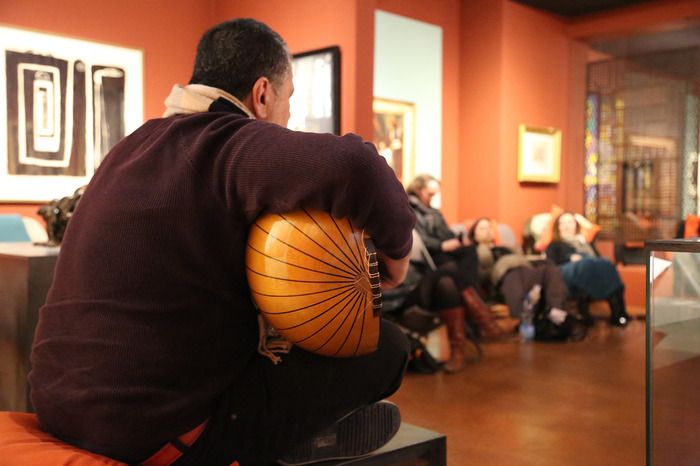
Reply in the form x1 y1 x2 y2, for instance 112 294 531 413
28 112 415 462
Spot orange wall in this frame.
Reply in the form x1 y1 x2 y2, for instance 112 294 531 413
214 0 375 140
2 0 699 232
455 0 700 239
0 0 214 220
499 1 580 237
375 0 461 223
459 0 586 238
459 0 505 223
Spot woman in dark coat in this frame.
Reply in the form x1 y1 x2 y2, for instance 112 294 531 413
545 212 630 326
405 175 504 370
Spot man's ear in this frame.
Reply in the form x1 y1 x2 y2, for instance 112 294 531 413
248 76 272 120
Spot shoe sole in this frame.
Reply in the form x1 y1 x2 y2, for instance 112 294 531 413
278 401 401 465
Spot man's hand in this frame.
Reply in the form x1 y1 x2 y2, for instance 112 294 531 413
570 253 583 262
377 251 410 291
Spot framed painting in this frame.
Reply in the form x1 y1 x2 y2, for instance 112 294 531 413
372 98 415 185
288 46 340 135
0 25 143 202
517 125 561 183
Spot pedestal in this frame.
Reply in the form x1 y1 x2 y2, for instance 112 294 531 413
334 423 446 465
0 243 59 412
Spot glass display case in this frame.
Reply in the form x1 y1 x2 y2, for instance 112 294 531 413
647 239 700 466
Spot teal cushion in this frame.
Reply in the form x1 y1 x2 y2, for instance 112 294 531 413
0 214 31 242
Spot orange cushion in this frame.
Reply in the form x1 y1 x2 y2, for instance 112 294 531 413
685 214 700 238
534 206 601 252
0 411 126 466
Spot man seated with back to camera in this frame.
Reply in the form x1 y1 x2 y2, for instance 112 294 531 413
28 18 416 466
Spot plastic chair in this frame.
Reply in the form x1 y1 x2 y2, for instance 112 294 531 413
0 214 31 242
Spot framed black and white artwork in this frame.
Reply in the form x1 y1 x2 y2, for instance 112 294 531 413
287 46 340 135
0 25 143 201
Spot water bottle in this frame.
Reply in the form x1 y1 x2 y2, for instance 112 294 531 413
520 285 540 341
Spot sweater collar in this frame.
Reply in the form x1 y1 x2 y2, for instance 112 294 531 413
162 84 255 119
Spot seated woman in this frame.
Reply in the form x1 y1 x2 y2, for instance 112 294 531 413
545 212 631 327
406 175 504 342
468 217 569 327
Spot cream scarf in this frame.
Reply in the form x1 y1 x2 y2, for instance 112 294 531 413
162 84 255 118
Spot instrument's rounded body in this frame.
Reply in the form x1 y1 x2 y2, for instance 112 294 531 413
246 209 381 357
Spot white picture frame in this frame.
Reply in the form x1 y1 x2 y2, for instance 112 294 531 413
0 25 143 201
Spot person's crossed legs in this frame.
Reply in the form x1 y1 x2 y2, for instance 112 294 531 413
173 319 410 466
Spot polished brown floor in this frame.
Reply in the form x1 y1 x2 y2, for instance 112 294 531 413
388 314 646 466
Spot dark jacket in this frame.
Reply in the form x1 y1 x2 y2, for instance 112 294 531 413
545 239 600 265
29 111 415 462
408 194 456 255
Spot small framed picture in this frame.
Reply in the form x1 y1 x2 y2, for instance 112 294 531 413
372 98 415 185
517 125 561 183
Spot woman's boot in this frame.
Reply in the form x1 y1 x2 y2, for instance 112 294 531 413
439 307 468 373
607 288 630 327
461 287 505 340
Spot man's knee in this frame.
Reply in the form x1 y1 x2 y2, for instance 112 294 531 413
379 319 410 361
374 320 410 399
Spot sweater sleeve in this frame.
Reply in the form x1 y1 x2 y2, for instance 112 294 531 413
222 121 415 259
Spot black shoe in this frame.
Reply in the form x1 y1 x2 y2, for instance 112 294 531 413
610 314 630 327
607 289 630 327
277 401 401 465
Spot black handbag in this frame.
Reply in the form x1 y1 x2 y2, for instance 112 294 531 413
534 306 587 342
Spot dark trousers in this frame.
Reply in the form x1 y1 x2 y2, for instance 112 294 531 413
171 320 410 466
431 245 479 290
499 261 568 318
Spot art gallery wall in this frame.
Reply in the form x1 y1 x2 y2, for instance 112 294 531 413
1 0 697 234
454 0 592 237
216 0 376 140
374 0 461 222
0 0 214 219
456 0 700 238
373 10 443 197
374 0 576 230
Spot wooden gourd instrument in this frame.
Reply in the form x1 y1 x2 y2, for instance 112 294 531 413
246 209 382 357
